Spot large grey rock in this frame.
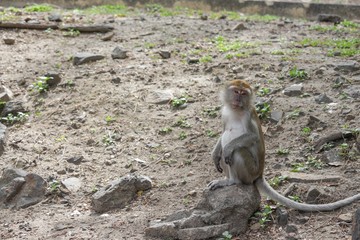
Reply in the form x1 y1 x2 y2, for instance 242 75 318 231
145 184 260 239
91 174 152 213
111 47 127 60
334 61 360 73
73 52 105 65
0 86 14 102
61 177 82 192
0 123 6 156
343 85 360 99
0 101 26 117
146 90 174 104
0 168 47 209
283 84 303 97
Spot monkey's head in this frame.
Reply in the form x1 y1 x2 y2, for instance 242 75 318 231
222 80 254 110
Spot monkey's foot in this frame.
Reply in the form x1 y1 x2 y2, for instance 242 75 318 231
208 179 235 190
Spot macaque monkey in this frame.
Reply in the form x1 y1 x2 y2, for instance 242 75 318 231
209 79 360 211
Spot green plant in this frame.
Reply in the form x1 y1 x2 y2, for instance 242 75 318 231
291 162 308 172
1 112 29 125
145 4 178 17
63 28 80 37
286 109 301 119
338 143 350 157
102 131 116 146
199 55 213 63
255 204 273 227
257 87 271 97
214 35 257 53
288 195 301 202
306 156 323 169
84 4 128 15
105 115 115 124
179 131 187 140
276 148 290 155
55 135 67 142
217 231 233 240
48 180 61 195
31 76 51 93
206 130 217 138
269 175 288 188
158 127 173 135
170 95 188 109
173 118 191 128
25 4 53 12
203 106 220 118
255 102 271 119
301 127 312 135
289 66 308 80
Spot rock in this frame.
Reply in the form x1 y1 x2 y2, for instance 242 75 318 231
338 213 352 223
48 13 62 22
111 77 121 84
270 111 283 123
61 177 82 192
187 57 199 64
159 50 171 59
322 148 343 167
232 23 248 31
305 186 328 204
0 86 14 102
307 115 326 130
282 172 341 183
283 84 303 97
101 32 115 41
91 174 152 213
111 47 128 60
0 123 6 156
317 14 342 24
145 184 260 239
213 76 221 83
44 72 61 87
200 14 208 20
66 155 84 165
315 94 333 104
73 52 105 65
276 207 288 226
1 101 26 117
0 168 47 209
286 224 298 233
334 61 360 73
146 90 174 104
353 209 360 240
3 38 15 45
343 85 360 99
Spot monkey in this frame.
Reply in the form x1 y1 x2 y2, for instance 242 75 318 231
208 79 360 211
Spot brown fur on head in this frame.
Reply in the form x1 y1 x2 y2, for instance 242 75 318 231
222 79 254 110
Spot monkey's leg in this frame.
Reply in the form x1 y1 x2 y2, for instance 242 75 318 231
233 147 260 184
208 157 236 190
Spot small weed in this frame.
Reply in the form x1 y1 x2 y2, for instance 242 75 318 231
47 180 61 196
179 131 187 140
288 195 302 202
63 28 80 37
338 143 350 157
291 162 308 172
55 135 67 142
301 127 312 135
102 131 116 146
158 127 173 135
25 4 53 12
306 156 323 169
257 87 271 97
105 115 115 124
269 175 288 188
84 4 128 15
170 95 188 109
1 112 29 125
271 50 285 55
145 4 177 17
276 148 290 155
286 109 301 119
173 118 191 128
199 55 213 63
203 106 220 118
214 35 257 53
144 42 156 49
289 66 308 80
254 204 273 227
30 76 51 93
206 130 217 138
255 102 271 119
217 231 232 240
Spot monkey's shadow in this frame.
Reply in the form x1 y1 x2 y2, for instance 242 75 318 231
145 183 260 239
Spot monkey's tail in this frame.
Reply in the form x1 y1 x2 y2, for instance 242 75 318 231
255 177 360 212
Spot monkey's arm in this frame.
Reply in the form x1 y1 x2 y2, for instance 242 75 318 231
211 137 223 173
223 133 258 166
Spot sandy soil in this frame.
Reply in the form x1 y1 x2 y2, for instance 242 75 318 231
0 5 359 240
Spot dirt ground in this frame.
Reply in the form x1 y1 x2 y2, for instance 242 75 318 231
0 4 359 240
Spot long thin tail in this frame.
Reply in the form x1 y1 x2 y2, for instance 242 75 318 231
255 177 360 212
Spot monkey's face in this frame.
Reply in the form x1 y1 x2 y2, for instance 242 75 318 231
223 80 253 110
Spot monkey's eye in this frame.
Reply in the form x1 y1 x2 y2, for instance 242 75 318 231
234 89 247 95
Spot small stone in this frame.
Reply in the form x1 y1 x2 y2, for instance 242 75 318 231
188 190 197 197
146 90 174 104
48 13 62 22
213 76 221 83
111 47 128 60
315 94 333 104
57 169 66 175
232 23 248 31
73 52 105 65
322 149 343 167
187 57 199 64
0 86 14 102
276 207 288 226
44 72 61 87
306 186 326 204
200 14 208 20
283 84 303 97
159 50 171 59
66 156 84 165
334 61 360 73
317 14 342 24
61 177 82 192
343 85 360 99
338 213 352 223
1 101 26 117
3 38 15 45
111 77 121 84
101 32 115 41
270 111 283 123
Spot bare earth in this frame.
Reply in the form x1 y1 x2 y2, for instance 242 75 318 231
0 6 359 240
